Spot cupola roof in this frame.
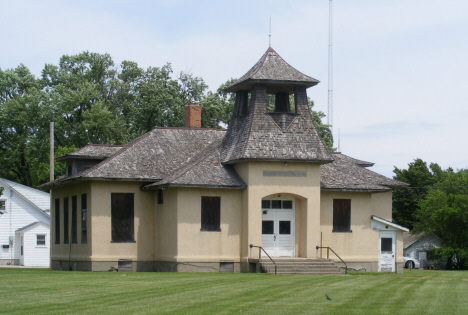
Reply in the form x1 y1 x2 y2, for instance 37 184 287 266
225 47 319 94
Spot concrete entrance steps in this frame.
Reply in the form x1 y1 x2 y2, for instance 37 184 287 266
260 258 344 275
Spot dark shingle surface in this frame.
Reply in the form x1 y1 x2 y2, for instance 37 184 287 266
221 85 332 164
83 128 225 180
144 138 246 189
56 144 124 161
39 128 225 189
225 47 319 93
321 153 408 191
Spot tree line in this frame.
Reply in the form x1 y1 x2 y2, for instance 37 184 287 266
0 51 333 188
393 159 468 269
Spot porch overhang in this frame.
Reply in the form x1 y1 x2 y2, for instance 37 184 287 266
371 215 409 232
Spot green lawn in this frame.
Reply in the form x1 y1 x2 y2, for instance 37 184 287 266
1 269 467 314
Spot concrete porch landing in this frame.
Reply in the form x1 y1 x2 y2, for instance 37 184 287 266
253 257 344 275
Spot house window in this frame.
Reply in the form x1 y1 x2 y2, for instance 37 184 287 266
37 234 46 246
0 200 6 213
67 165 73 177
55 199 60 244
158 189 163 204
333 199 351 233
71 195 77 244
81 194 87 244
63 197 69 244
200 196 221 232
111 193 134 243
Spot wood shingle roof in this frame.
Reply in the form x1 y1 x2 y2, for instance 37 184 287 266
225 47 319 93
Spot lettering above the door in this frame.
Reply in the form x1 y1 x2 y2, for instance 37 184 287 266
263 171 306 177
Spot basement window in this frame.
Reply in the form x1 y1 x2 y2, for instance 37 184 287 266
111 193 135 243
333 199 352 233
200 196 221 232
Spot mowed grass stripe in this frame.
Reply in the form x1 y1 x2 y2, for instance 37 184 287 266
1 269 468 314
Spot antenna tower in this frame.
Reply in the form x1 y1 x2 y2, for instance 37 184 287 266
327 0 333 135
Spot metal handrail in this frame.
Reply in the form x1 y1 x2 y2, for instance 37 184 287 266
316 246 348 274
250 244 277 275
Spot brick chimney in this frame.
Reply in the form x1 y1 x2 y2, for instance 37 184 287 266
185 103 201 128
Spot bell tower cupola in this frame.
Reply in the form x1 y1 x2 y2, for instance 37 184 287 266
220 47 332 165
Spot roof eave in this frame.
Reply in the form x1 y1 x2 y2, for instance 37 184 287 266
321 188 391 193
142 183 247 191
222 157 334 165
225 79 319 93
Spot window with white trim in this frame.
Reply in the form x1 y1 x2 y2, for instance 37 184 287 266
37 234 46 246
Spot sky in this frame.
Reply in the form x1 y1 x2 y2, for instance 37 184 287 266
1 0 467 178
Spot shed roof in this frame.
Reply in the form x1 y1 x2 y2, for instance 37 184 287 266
225 47 319 93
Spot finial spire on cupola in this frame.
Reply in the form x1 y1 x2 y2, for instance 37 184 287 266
220 48 332 165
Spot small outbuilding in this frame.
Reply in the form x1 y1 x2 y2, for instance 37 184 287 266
16 221 51 267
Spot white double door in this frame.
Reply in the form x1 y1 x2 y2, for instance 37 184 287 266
261 209 295 257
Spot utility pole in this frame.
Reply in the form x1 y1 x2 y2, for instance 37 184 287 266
50 122 54 182
328 0 334 137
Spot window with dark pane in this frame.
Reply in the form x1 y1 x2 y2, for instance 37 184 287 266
381 238 392 252
37 234 46 246
63 197 69 244
71 195 78 244
55 199 60 244
111 193 135 242
201 196 221 232
81 194 87 244
333 199 351 232
279 221 291 234
282 200 293 209
157 189 163 204
261 200 271 209
271 200 281 209
262 221 274 234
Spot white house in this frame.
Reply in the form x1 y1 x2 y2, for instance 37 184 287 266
0 178 50 266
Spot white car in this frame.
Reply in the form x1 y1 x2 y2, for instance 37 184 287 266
404 256 420 269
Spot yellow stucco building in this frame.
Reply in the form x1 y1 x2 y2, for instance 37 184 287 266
40 48 408 274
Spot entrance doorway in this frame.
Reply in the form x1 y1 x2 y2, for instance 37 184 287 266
261 198 295 257
379 231 396 272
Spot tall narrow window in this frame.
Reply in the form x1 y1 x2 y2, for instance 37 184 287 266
111 193 134 243
55 198 60 244
81 194 87 244
200 196 221 232
157 189 163 204
71 195 77 244
63 197 69 244
333 199 351 233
